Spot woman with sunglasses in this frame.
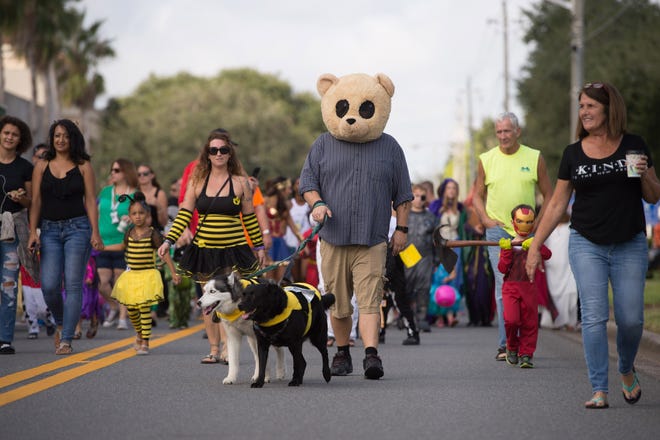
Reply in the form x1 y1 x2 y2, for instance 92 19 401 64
137 164 168 232
159 131 265 362
97 158 137 330
526 82 660 409
28 119 103 355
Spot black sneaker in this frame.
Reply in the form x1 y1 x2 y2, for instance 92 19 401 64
363 353 384 379
0 343 16 354
330 351 353 376
402 331 420 345
520 355 534 369
505 350 518 365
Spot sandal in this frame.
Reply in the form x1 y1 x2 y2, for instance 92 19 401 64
495 347 507 361
622 369 642 405
136 342 149 356
584 393 609 409
201 353 221 364
86 316 99 339
134 336 143 351
55 343 73 355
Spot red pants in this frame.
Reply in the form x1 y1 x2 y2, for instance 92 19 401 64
502 281 538 357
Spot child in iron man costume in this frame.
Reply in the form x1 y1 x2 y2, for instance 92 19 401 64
497 204 551 368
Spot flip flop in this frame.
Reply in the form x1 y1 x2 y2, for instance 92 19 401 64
584 394 609 409
622 369 642 405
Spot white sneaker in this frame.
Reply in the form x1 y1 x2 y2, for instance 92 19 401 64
102 309 118 327
117 319 129 330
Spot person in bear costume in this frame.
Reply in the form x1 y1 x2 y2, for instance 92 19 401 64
299 73 413 380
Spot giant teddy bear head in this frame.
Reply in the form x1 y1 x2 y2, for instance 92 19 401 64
317 73 395 143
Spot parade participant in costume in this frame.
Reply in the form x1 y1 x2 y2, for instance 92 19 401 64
498 204 551 369
300 72 412 379
158 130 265 363
112 192 180 355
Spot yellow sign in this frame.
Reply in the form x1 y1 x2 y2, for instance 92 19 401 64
399 243 422 268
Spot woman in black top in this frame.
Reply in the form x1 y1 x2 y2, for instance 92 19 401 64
526 82 660 409
29 119 103 355
0 116 33 354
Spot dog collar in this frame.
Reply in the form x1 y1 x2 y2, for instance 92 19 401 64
217 309 243 322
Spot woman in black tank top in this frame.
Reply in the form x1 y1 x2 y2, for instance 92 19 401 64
28 119 103 355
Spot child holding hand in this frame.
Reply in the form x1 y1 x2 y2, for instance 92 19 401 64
498 204 551 368
111 192 180 355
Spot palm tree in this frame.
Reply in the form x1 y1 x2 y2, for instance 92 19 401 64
57 10 115 130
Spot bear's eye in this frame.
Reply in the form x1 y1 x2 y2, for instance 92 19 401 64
359 101 375 119
335 100 349 118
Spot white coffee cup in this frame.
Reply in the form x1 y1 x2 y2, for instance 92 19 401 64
626 150 644 178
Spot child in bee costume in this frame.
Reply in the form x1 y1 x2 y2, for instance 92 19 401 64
111 192 180 355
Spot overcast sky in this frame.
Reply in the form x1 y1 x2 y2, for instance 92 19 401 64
82 0 542 182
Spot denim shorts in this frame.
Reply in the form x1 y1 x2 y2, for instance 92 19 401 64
96 250 126 270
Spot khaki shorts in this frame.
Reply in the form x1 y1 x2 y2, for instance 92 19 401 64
320 241 387 318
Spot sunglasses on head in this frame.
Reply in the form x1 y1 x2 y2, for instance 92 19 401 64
110 167 122 174
209 146 231 156
584 82 605 90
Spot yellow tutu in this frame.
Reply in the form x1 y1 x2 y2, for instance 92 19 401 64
111 268 164 307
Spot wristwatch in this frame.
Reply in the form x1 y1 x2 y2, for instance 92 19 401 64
395 225 409 233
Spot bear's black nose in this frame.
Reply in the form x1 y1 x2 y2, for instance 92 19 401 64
346 118 356 125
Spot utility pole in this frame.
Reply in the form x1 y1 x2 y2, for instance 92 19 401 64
548 0 584 141
502 0 510 112
570 0 584 141
467 77 475 185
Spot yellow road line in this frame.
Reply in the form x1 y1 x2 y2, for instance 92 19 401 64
0 324 204 407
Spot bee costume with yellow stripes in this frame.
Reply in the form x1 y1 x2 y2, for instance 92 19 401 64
166 175 264 282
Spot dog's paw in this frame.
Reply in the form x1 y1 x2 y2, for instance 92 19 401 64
288 378 302 387
251 381 265 388
222 376 237 385
323 366 332 383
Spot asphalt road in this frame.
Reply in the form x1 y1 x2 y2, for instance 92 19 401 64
1 317 659 440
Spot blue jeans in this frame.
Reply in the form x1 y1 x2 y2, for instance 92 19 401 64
40 216 92 343
485 226 513 349
0 238 20 344
568 229 646 394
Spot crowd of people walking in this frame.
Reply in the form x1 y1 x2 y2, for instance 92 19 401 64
0 79 656 409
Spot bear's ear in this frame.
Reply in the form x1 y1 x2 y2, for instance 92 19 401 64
317 73 339 97
375 73 395 97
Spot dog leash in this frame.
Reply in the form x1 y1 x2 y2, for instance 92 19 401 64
246 216 326 279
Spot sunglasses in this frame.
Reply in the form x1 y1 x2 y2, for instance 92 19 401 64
209 146 231 156
584 82 605 90
414 194 427 201
110 168 122 174
137 171 152 177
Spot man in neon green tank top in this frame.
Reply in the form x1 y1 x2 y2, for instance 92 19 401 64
472 112 553 361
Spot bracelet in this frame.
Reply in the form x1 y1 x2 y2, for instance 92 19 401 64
313 200 327 209
164 238 174 246
253 245 265 251
262 229 271 235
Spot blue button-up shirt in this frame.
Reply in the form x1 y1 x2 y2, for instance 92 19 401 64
299 132 413 247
